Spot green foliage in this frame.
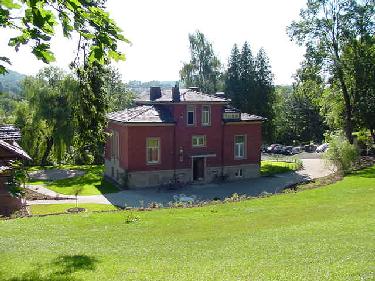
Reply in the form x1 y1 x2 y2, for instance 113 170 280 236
105 67 135 112
288 0 375 143
14 67 77 165
6 161 28 198
225 42 275 141
324 132 359 174
180 31 222 93
75 62 109 164
1 165 374 280
260 160 301 176
1 0 128 74
343 36 375 141
274 78 326 144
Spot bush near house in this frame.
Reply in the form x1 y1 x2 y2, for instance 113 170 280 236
260 160 301 175
1 165 373 281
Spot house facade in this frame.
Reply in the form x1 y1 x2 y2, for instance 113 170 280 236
104 86 265 188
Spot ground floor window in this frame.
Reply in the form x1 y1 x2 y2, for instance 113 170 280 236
192 135 206 147
146 138 160 164
234 135 246 159
235 168 243 177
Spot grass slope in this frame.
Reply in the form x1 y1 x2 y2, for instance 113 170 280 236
260 160 300 175
1 166 374 281
30 204 119 215
29 165 119 195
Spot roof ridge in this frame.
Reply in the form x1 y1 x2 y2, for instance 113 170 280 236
127 105 154 121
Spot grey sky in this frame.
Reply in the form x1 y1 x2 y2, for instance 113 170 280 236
1 0 306 85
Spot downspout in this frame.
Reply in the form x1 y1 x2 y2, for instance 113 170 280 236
173 121 176 182
221 119 225 179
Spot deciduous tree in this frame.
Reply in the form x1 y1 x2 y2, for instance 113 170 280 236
1 0 128 74
288 0 375 143
180 31 221 93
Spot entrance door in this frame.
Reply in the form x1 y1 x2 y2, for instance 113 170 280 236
193 157 205 181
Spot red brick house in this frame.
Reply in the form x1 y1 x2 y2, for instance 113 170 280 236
104 86 265 188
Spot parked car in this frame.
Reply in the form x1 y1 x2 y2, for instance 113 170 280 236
292 146 302 154
316 143 329 153
282 146 294 155
266 144 282 153
304 144 317 153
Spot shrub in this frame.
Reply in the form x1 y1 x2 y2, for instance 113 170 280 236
324 132 359 174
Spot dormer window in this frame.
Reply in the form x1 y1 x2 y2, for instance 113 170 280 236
187 105 195 126
202 105 211 126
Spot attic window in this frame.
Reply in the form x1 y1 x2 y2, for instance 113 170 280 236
202 105 211 126
223 112 240 120
187 106 195 126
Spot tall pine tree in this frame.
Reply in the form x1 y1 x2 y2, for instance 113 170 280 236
239 42 257 114
254 48 275 141
225 44 241 107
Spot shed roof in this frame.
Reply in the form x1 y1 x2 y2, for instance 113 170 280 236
108 105 174 124
0 125 21 141
0 140 32 161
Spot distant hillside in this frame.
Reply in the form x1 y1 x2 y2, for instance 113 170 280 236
0 70 26 96
127 80 178 94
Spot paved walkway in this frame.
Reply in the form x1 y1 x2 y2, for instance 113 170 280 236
27 159 334 208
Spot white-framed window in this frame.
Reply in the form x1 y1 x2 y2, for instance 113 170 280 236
235 169 243 177
234 135 246 159
192 135 206 147
223 112 240 120
146 138 160 164
187 105 195 126
202 105 211 126
111 130 119 159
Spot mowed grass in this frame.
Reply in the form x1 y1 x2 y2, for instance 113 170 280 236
1 166 374 281
30 203 120 215
261 160 300 175
28 165 119 195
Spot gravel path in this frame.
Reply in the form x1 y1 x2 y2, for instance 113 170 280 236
27 159 335 208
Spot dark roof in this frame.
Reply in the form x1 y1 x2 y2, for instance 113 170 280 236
108 105 175 124
0 140 32 160
136 89 229 103
0 125 21 141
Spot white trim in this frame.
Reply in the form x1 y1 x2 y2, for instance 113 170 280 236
191 154 216 158
192 135 206 147
146 137 161 165
234 134 247 160
201 105 211 126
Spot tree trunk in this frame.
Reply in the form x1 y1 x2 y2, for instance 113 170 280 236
370 127 375 144
333 43 354 144
41 136 54 166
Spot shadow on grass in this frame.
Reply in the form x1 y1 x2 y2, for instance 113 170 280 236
43 166 118 195
350 166 375 178
0 255 99 281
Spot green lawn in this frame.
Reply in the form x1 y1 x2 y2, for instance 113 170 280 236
30 203 120 215
261 160 300 175
1 166 374 281
28 165 119 195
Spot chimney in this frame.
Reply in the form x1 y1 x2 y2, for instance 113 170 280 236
172 83 180 102
150 87 162 101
